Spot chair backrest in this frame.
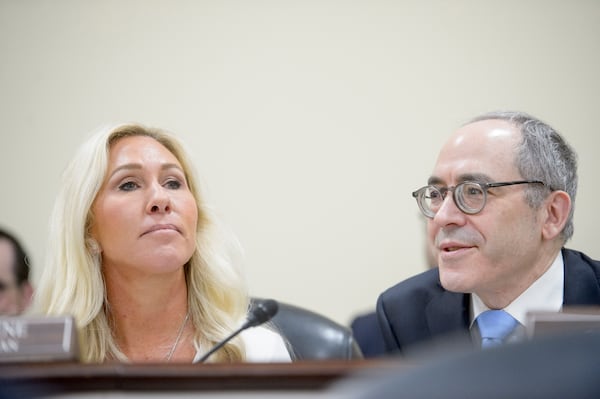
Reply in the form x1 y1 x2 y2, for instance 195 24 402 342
253 298 363 360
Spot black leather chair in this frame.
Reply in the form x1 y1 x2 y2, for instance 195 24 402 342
253 298 363 360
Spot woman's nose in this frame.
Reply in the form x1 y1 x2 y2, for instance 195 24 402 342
147 185 171 214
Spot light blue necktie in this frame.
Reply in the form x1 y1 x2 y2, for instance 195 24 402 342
476 310 520 348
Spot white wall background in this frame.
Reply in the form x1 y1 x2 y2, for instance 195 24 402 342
1 0 599 326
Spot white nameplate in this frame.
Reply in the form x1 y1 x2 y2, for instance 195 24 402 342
0 316 79 362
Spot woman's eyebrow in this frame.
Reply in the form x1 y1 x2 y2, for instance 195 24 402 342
108 163 183 179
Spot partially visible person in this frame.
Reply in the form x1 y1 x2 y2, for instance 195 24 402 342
0 228 33 316
33 123 291 363
377 111 600 355
350 311 386 357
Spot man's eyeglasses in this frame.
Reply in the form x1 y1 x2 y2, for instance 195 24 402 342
412 180 547 218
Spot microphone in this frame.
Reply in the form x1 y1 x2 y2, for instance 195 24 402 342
244 298 279 328
195 298 279 363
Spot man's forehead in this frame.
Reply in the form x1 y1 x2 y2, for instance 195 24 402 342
450 119 519 143
428 173 493 186
432 119 521 180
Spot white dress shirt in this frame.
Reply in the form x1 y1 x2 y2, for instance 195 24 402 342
471 250 565 328
192 325 292 363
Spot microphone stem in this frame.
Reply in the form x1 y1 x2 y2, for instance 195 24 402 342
196 323 249 363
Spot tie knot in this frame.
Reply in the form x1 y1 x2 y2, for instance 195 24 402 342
476 310 519 348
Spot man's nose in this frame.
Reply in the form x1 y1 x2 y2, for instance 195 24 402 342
432 192 466 226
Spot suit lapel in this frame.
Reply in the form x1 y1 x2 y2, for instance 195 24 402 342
562 248 600 305
425 287 470 336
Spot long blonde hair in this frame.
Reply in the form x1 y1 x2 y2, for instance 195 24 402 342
34 123 248 362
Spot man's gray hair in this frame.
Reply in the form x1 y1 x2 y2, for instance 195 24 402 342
469 111 578 243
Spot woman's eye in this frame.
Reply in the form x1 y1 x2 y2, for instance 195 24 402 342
165 179 182 189
118 181 139 191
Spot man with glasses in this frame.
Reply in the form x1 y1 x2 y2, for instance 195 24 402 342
0 227 33 316
376 111 600 355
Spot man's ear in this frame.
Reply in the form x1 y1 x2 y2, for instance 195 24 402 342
541 190 571 241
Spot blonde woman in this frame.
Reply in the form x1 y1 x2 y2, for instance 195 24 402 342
34 123 290 363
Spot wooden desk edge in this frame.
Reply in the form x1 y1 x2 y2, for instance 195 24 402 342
0 359 410 393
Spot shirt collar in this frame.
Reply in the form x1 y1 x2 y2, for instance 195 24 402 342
470 251 564 327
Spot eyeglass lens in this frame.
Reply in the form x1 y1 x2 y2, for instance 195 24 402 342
421 182 486 216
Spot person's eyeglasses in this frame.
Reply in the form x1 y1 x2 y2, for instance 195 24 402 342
412 180 547 218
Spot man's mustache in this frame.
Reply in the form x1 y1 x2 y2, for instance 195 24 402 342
435 227 483 248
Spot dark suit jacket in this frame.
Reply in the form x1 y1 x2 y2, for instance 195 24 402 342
350 311 387 358
376 248 600 355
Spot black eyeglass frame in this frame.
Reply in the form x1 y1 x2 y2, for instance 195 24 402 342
412 180 547 218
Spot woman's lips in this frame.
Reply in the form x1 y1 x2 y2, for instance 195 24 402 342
141 224 180 236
